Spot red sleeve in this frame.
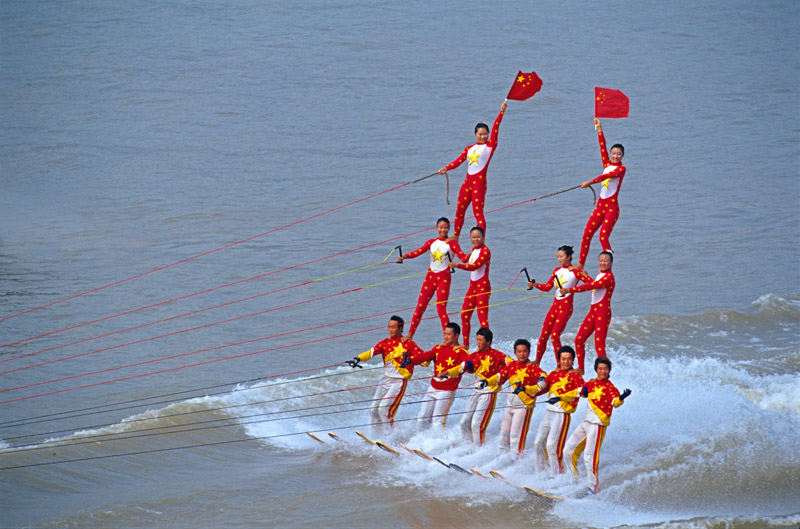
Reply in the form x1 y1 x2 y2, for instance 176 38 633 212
444 147 469 171
411 345 437 365
450 240 469 262
488 109 505 146
403 239 434 260
534 268 558 292
570 272 614 294
598 130 610 166
456 246 490 272
574 268 593 284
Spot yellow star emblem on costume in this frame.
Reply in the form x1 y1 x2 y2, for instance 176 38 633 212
589 385 605 401
446 357 455 366
467 150 481 165
386 343 406 362
477 356 491 375
602 178 611 189
511 368 528 384
431 247 446 263
550 376 567 396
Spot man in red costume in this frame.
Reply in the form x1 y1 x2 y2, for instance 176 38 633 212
482 339 547 457
577 118 626 267
398 217 455 341
438 100 507 238
532 346 584 475
442 327 509 445
563 356 631 493
560 251 615 373
345 315 424 430
406 322 469 429
449 226 491 348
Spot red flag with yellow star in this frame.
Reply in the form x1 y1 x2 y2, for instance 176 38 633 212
506 71 543 101
594 87 629 118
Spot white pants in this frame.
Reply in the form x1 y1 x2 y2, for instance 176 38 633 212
563 420 607 492
498 405 533 456
417 386 456 429
533 409 572 475
459 390 497 444
369 376 407 429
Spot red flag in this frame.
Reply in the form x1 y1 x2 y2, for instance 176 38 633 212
506 71 543 101
594 87 629 118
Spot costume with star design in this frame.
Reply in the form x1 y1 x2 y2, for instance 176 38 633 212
532 266 579 365
446 347 509 444
533 369 585 475
411 344 469 429
563 377 624 492
579 130 626 265
569 268 615 371
443 109 505 237
403 237 455 337
485 361 547 456
451 241 492 348
357 336 425 428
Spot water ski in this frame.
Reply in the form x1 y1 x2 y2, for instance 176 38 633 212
355 430 375 445
306 432 325 444
375 441 401 456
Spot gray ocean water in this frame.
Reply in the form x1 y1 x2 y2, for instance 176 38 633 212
1 1 799 528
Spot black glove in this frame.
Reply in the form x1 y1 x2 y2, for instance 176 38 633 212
581 386 589 398
620 388 632 401
399 352 412 369
513 383 526 395
346 357 362 369
464 360 474 373
547 396 561 405
478 379 489 390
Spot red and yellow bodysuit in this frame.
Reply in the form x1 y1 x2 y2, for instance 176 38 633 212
563 378 624 492
356 336 424 429
446 347 509 445
533 368 584 475
533 266 579 366
451 241 492 348
579 131 626 266
568 269 616 371
443 109 505 237
403 237 454 337
485 361 547 456
412 344 469 429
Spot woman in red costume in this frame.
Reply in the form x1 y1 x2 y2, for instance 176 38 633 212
398 217 454 341
528 245 579 367
559 251 615 373
438 100 507 238
449 226 491 348
577 118 626 268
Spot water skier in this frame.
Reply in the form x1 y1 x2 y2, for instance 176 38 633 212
438 100 507 238
532 346 585 475
481 339 547 458
345 316 424 430
398 217 455 341
528 245 579 367
442 327 509 445
449 226 492 348
576 118 626 268
406 322 469 429
562 356 631 493
559 251 616 374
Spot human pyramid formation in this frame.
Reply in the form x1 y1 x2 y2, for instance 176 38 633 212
345 80 632 494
